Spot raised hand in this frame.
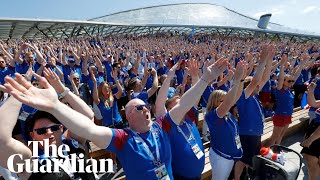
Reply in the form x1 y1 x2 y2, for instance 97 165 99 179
202 58 229 83
167 63 179 79
4 73 59 112
234 61 246 82
187 59 199 77
43 67 65 94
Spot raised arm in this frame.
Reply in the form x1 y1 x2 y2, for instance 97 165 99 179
292 53 308 83
155 64 178 118
112 70 123 99
217 61 245 117
147 68 158 98
0 96 32 179
258 45 276 91
277 54 288 90
307 81 320 108
169 58 229 124
4 74 112 149
244 46 268 97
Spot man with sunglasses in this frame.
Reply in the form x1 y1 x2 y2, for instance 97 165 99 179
3 57 228 180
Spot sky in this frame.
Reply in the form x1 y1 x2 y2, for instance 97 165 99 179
0 0 319 34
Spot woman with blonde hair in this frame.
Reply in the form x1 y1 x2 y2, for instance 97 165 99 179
92 69 124 128
205 61 246 180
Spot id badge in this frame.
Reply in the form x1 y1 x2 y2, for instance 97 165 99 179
155 164 169 180
191 144 204 159
18 111 30 121
235 135 242 149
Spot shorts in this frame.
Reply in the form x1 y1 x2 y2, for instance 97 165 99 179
301 120 320 158
272 114 292 127
239 135 261 166
259 92 272 104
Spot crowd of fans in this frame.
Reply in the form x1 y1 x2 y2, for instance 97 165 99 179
0 33 319 180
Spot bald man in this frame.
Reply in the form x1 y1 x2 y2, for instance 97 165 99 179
3 58 228 180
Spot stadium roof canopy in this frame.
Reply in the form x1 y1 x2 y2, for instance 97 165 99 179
0 3 319 41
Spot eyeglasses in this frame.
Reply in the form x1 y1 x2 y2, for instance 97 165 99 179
34 124 61 135
287 80 295 83
73 77 80 80
134 104 150 111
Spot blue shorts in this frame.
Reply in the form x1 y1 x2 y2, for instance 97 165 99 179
239 135 261 166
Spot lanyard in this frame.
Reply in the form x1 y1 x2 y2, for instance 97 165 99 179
130 128 161 167
176 121 195 144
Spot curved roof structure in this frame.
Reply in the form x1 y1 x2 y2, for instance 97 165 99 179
90 3 319 37
0 3 319 40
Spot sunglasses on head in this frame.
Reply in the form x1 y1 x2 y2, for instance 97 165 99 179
287 80 294 83
134 104 150 111
34 124 61 135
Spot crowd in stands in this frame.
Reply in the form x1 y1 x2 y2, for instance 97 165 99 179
0 33 319 180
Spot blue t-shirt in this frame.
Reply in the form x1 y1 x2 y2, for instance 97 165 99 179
236 91 264 135
175 69 185 85
261 80 271 93
146 75 154 90
166 108 204 178
106 113 173 180
131 91 149 104
274 89 294 116
157 66 167 76
97 97 122 127
62 64 82 85
0 66 15 84
102 61 113 80
205 109 243 160
201 85 214 108
15 61 34 74
82 72 105 93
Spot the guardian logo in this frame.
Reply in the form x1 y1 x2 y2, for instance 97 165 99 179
7 139 113 174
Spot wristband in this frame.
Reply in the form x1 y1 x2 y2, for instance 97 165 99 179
60 87 70 99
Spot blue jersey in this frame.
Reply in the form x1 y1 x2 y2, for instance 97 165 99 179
82 72 105 93
62 64 82 85
236 91 264 135
175 69 185 85
166 108 204 178
106 113 173 180
274 89 294 116
201 86 214 108
0 66 15 84
131 91 149 104
261 80 271 93
205 109 243 160
97 97 122 127
15 61 34 74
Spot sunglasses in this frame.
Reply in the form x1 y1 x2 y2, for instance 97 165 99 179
134 104 150 111
73 77 80 80
287 80 294 83
34 124 61 135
